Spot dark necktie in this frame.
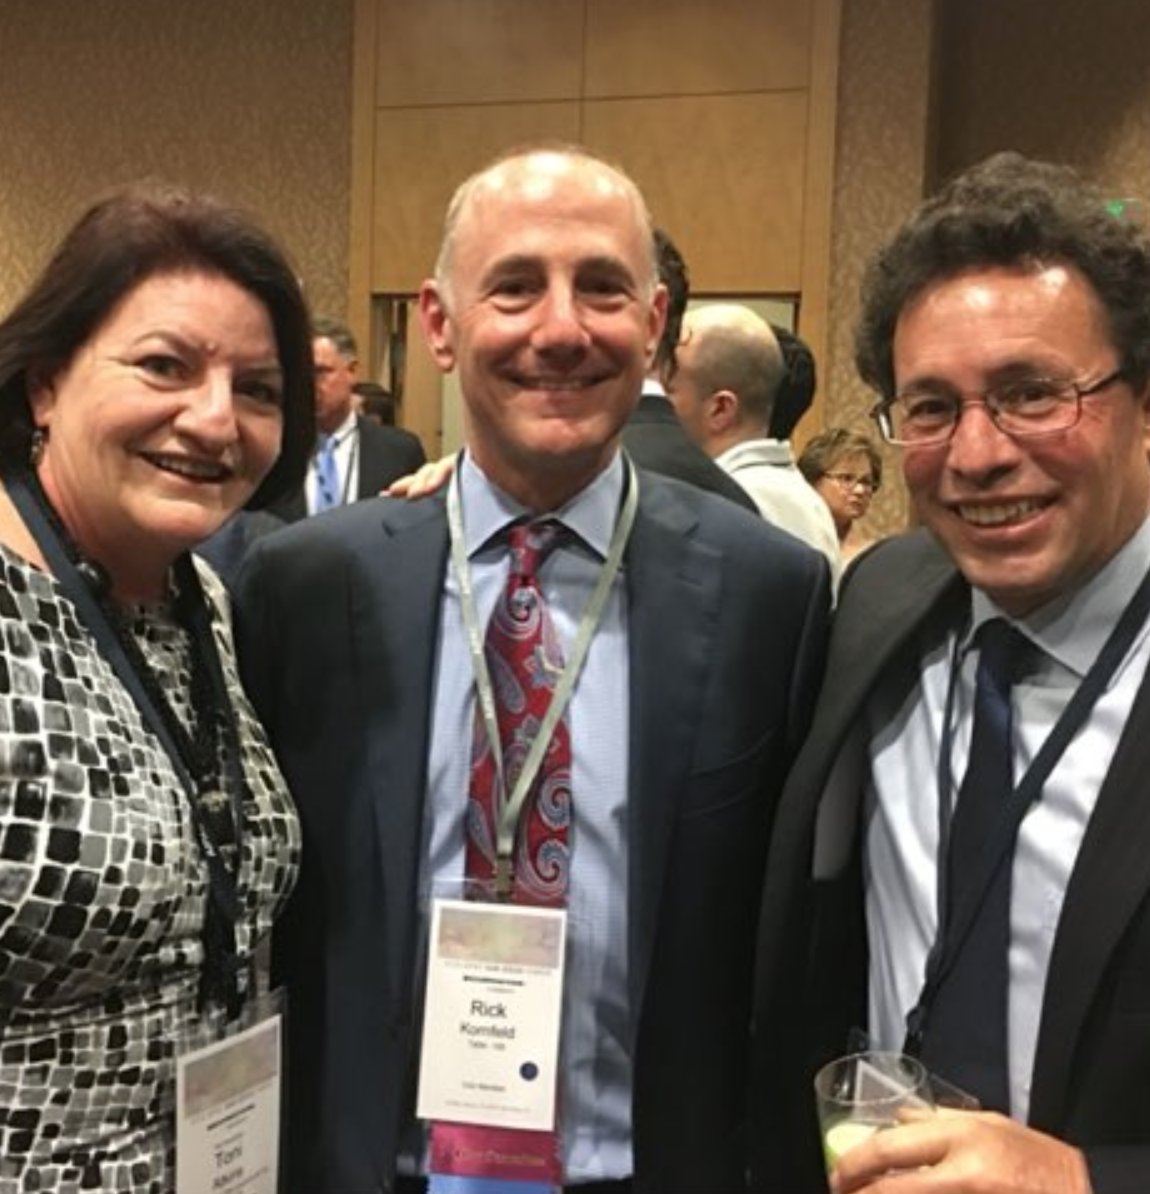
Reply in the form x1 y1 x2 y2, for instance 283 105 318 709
465 519 571 906
918 618 1031 1113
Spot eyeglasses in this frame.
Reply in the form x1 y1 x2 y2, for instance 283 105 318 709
870 368 1126 447
823 472 879 494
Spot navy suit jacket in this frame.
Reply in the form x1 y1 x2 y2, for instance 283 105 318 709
235 466 830 1194
750 529 1150 1194
270 416 427 522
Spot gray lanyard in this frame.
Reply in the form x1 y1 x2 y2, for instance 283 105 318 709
447 458 638 893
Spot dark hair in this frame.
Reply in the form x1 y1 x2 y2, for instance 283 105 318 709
770 324 817 439
312 314 358 361
0 182 315 508
855 151 1150 399
797 427 883 490
653 228 689 379
353 380 396 426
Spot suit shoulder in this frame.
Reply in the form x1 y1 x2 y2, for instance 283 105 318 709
841 527 948 591
246 493 445 570
360 418 426 455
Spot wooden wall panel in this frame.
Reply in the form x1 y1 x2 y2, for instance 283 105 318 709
585 93 807 293
793 0 842 397
585 0 812 97
374 0 584 107
352 0 843 449
370 102 582 292
348 0 382 350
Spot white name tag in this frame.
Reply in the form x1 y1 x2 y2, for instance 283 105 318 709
417 898 567 1131
176 1011 282 1194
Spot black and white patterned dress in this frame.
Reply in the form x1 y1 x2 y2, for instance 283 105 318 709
0 546 300 1192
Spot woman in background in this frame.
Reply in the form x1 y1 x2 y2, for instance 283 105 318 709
0 183 312 1191
798 427 884 566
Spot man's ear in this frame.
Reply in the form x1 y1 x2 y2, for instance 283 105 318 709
707 389 739 434
418 281 457 373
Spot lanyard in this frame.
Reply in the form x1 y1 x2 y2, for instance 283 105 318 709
448 457 638 895
6 470 250 1018
906 565 1150 1050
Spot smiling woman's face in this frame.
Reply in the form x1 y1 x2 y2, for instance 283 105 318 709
29 269 284 600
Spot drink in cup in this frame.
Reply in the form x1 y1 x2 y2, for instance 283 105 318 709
814 1051 933 1169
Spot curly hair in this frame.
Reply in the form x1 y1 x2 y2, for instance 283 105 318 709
855 152 1150 399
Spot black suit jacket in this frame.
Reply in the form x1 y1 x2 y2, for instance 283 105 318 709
623 391 759 515
270 416 426 522
750 529 1150 1194
235 466 830 1194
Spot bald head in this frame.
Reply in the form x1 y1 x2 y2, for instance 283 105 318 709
416 142 667 512
668 304 786 454
433 145 659 306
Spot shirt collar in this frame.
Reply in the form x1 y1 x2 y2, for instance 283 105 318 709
458 449 625 562
322 410 358 445
969 510 1150 677
716 438 794 469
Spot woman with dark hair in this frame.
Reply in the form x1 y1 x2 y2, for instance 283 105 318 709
798 427 884 565
0 183 311 1189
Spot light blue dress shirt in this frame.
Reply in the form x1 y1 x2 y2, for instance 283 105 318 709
423 450 633 1182
864 512 1150 1120
306 410 359 515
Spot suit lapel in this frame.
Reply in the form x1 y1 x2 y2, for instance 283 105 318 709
624 479 721 1021
797 533 965 878
1030 660 1150 1129
349 498 449 993
823 533 963 740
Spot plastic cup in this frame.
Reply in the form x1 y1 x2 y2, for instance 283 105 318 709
814 1051 933 1170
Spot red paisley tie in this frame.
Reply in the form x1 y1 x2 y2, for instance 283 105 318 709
465 519 571 906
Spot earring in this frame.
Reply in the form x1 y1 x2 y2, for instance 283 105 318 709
29 427 48 469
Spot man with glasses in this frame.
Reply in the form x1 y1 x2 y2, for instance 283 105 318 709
751 152 1150 1194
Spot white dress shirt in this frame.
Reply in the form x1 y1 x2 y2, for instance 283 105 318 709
306 410 359 515
715 438 841 577
864 513 1150 1119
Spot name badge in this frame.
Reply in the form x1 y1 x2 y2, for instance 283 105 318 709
417 898 567 1130
176 1011 283 1194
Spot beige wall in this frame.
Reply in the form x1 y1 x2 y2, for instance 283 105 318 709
820 0 938 540
936 0 1150 195
0 0 353 323
350 0 842 456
